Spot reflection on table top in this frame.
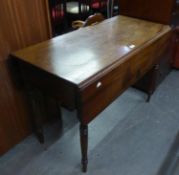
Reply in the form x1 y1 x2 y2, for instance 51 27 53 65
13 15 170 87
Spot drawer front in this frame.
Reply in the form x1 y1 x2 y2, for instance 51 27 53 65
79 32 170 124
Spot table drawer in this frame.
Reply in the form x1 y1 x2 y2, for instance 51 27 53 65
79 32 170 124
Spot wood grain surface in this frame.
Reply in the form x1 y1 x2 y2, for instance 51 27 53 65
12 15 172 171
119 0 175 24
12 15 171 124
0 0 51 155
13 16 170 88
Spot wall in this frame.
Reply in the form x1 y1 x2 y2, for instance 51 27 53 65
0 0 51 155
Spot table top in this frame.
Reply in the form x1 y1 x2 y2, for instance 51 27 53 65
12 15 170 89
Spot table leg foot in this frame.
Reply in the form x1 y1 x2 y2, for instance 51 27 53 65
146 93 151 102
82 161 87 173
36 128 44 144
80 124 88 172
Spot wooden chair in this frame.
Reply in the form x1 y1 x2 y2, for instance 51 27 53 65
72 13 105 28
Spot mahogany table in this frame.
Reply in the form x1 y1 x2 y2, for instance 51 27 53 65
11 15 171 172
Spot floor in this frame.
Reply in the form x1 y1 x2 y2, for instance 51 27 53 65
0 70 179 175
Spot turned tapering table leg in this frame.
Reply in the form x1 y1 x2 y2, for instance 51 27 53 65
80 124 88 172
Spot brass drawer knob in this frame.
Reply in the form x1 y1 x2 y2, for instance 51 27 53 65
96 82 102 88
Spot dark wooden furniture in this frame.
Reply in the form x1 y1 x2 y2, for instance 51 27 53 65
0 0 52 155
134 39 174 101
119 0 175 101
119 0 175 24
11 16 171 172
171 1 179 69
173 27 179 68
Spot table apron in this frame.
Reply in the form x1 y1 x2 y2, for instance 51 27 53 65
79 32 171 124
